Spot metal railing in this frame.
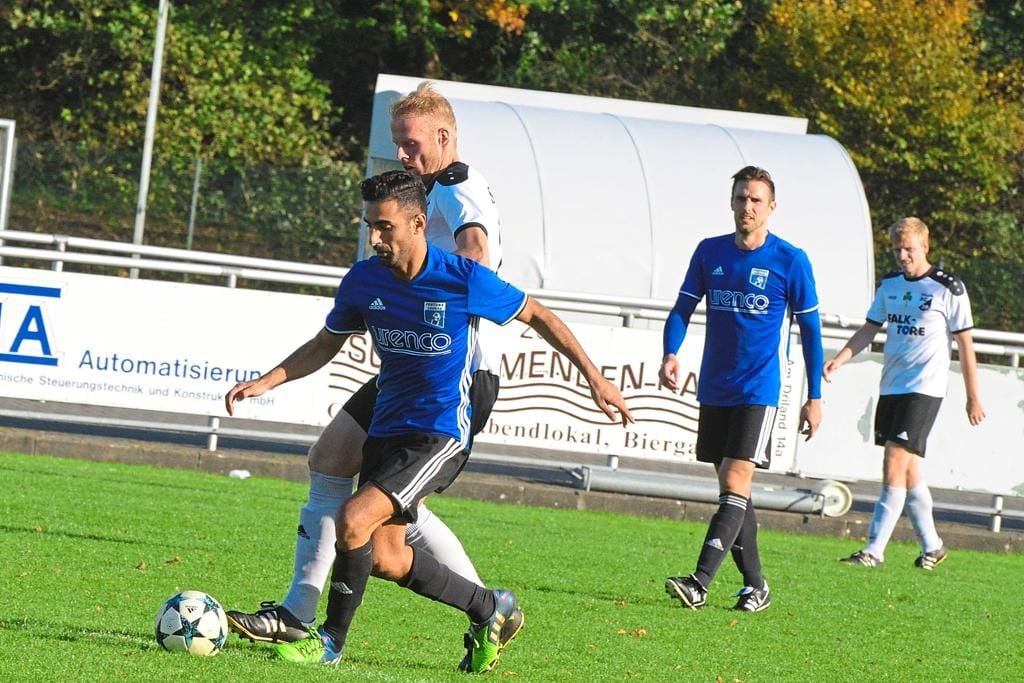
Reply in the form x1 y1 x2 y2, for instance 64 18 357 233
2 229 1022 364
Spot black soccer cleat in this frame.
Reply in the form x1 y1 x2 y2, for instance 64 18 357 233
665 575 707 610
839 550 884 567
226 600 309 644
914 545 948 570
733 583 771 612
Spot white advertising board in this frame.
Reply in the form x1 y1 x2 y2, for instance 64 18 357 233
0 267 335 425
0 266 807 470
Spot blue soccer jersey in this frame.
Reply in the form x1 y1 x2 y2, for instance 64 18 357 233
325 244 527 444
675 232 820 407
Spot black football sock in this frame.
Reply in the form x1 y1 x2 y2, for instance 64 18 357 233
322 541 373 647
730 498 765 589
693 492 748 589
400 546 495 624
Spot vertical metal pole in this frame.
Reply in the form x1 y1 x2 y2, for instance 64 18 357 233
131 0 170 279
186 155 201 251
183 155 201 283
53 240 66 272
0 118 16 266
992 495 1003 533
207 416 220 452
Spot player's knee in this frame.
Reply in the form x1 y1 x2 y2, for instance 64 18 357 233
308 438 361 477
334 512 371 551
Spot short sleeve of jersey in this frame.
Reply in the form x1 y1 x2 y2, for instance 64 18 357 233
436 180 496 238
787 249 820 315
865 285 887 325
324 271 367 334
678 240 707 300
946 282 974 333
466 263 527 325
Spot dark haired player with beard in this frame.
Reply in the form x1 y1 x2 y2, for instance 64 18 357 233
660 166 824 613
226 82 507 670
230 170 633 670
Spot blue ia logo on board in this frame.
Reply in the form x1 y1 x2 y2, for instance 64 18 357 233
0 282 60 366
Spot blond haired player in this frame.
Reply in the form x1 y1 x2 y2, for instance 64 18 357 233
826 217 985 569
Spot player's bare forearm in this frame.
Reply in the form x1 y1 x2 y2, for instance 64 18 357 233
824 323 880 381
224 328 348 416
518 298 634 425
519 298 600 382
275 328 349 381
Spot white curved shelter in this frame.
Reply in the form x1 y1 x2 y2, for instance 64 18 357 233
367 74 874 318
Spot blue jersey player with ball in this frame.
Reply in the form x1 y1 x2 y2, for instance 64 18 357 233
226 170 633 672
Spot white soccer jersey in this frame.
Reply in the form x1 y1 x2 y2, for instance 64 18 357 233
866 267 974 398
426 161 504 374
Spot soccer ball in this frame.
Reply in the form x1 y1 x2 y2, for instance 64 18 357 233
154 590 229 656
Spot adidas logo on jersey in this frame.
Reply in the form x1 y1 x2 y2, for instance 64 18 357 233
369 297 386 310
896 431 910 440
712 266 725 276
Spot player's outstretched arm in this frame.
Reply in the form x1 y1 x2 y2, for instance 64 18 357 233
823 321 882 382
954 329 986 426
516 297 634 427
225 328 349 416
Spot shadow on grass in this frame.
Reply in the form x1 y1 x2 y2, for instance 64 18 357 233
0 617 280 661
0 523 148 546
0 617 156 650
0 460 301 504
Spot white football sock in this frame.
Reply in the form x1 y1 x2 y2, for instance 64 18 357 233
280 471 353 624
405 504 483 586
864 485 906 561
906 482 942 553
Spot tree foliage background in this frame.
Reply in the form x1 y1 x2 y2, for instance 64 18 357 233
1 0 1021 329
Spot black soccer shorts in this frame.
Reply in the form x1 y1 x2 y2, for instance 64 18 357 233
359 432 470 522
695 404 778 470
874 392 943 456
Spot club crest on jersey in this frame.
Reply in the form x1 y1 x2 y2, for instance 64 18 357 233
749 268 770 290
424 302 446 329
919 294 933 311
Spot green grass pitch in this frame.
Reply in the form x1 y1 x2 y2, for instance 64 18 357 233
1 451 1020 681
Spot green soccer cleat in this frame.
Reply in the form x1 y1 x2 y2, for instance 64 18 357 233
274 626 343 666
459 600 525 672
466 589 522 673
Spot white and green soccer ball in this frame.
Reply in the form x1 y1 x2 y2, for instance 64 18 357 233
154 590 229 656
